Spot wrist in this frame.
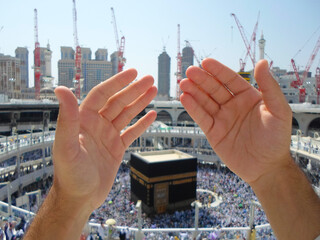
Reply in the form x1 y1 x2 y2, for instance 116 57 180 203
249 156 298 192
25 183 93 240
250 157 320 240
49 183 93 222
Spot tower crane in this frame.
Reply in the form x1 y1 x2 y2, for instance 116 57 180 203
231 13 259 71
291 35 320 103
111 7 126 73
73 0 81 99
176 24 182 99
185 40 201 67
34 9 41 100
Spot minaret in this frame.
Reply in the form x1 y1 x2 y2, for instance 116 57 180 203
44 43 52 77
42 42 54 88
259 32 266 60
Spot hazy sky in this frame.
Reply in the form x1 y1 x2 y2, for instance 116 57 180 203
1 0 320 97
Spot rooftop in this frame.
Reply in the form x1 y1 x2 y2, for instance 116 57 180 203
136 149 194 163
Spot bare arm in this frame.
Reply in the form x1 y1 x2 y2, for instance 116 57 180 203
24 69 157 240
180 58 320 239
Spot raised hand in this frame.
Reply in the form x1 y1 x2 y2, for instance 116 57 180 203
180 58 292 184
53 69 157 210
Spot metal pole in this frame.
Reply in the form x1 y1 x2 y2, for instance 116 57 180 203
36 190 41 209
7 183 12 216
5 135 8 153
135 200 144 240
192 200 202 239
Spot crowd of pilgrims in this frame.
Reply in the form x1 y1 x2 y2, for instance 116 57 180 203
5 145 313 239
86 162 275 239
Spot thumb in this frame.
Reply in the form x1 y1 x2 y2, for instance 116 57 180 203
254 59 291 119
54 86 80 159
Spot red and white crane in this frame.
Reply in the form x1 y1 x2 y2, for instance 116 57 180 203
176 24 182 99
72 0 82 99
231 13 259 71
34 9 41 100
291 35 320 102
111 7 125 73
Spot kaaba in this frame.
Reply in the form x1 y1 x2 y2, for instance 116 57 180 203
130 149 197 215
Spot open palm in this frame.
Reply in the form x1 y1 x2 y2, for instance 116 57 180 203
180 59 292 184
53 69 157 210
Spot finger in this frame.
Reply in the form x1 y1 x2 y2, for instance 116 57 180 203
180 78 220 116
180 93 214 134
254 60 292 119
54 86 80 159
112 86 157 131
186 66 233 105
81 68 138 112
99 75 154 122
121 110 157 149
201 58 251 95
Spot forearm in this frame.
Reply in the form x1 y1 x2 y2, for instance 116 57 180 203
24 185 92 240
251 157 320 240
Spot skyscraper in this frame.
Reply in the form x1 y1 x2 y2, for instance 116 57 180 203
111 51 118 76
58 47 75 88
0 54 21 99
58 47 112 97
157 48 171 100
95 49 108 61
15 47 29 90
181 46 194 79
82 49 111 94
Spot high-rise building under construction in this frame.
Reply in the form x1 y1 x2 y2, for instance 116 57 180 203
58 47 112 96
182 46 194 79
157 49 171 100
15 47 29 90
0 54 21 99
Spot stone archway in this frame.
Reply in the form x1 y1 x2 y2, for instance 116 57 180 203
307 117 320 137
292 117 299 135
177 111 194 126
156 110 173 125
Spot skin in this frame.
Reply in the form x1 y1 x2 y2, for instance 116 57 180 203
24 58 320 240
180 58 320 240
24 68 157 240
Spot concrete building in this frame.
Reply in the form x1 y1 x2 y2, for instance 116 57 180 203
81 47 92 61
58 47 112 97
110 51 118 76
95 48 108 61
60 46 75 60
0 54 21 99
157 49 171 100
181 46 193 79
15 47 29 89
81 59 112 95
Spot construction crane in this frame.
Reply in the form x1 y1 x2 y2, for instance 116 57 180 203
34 9 41 100
231 13 259 71
73 0 81 99
185 40 201 66
290 59 306 102
291 35 320 103
111 7 126 73
176 24 182 99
